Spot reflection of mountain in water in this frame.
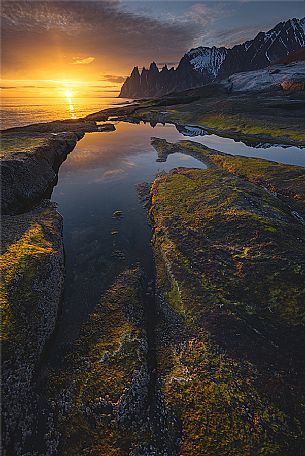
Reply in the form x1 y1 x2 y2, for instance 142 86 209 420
176 124 304 150
176 125 207 137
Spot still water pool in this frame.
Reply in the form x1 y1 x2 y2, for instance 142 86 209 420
50 121 304 358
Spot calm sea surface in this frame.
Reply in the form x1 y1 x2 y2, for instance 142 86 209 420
2 97 304 166
1 97 130 130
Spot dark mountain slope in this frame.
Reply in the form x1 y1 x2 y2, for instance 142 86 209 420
119 17 305 98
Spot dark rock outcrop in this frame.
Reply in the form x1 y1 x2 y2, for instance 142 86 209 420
1 131 82 214
276 47 305 64
150 143 305 454
1 201 64 455
119 17 305 98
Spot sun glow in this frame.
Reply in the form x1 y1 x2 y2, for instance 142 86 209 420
64 89 73 98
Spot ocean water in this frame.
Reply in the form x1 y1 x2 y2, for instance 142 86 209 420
1 97 130 130
2 96 304 167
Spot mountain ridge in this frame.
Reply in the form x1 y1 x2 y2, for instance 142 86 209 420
119 17 305 98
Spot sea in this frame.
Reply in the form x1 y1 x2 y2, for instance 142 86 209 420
1 97 130 130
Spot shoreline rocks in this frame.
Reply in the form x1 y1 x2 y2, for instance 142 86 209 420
149 150 305 454
1 131 82 214
1 201 65 455
44 268 155 455
1 120 116 214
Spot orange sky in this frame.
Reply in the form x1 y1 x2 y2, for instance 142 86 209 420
2 1 304 98
0 78 122 99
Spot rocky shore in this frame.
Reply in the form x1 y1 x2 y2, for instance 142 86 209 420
1 201 64 455
0 119 116 455
43 268 154 455
1 121 115 214
85 63 305 147
1 89 305 454
149 139 305 454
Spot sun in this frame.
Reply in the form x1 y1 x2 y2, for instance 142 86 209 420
64 89 73 98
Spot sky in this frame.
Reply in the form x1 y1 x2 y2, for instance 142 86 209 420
1 0 304 97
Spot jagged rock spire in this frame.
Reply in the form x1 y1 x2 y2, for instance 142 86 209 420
119 17 305 98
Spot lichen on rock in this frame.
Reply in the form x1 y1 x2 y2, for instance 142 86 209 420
45 267 155 455
149 146 305 454
1 201 64 455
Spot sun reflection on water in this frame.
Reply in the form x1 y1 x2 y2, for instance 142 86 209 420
64 89 76 119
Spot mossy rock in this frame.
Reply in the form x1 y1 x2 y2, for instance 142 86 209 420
46 268 155 455
151 161 305 454
1 201 64 453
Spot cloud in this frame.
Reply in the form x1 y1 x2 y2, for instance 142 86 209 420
0 84 50 89
186 3 219 26
1 1 200 78
71 56 95 65
210 22 277 48
102 74 126 83
2 0 297 81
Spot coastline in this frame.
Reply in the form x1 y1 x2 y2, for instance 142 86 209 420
1 86 305 454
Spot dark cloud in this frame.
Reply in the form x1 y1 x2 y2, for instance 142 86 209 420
1 1 200 78
1 1 301 80
102 75 126 83
0 86 17 89
209 22 277 48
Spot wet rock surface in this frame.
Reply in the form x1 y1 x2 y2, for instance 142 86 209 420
1 201 64 455
151 137 305 214
149 141 305 454
1 118 116 454
85 76 305 147
1 94 304 456
43 268 158 455
1 119 114 134
1 132 81 214
1 120 116 214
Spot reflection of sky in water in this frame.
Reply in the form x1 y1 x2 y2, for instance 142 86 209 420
49 121 304 359
50 122 207 353
61 122 304 173
178 125 305 167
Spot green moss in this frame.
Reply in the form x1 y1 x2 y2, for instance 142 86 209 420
49 268 150 455
0 133 48 157
151 163 305 453
166 280 184 315
159 339 296 455
198 114 305 142
0 223 53 343
152 139 305 213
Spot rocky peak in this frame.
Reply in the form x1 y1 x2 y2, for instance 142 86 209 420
149 62 159 73
119 16 305 98
130 66 140 78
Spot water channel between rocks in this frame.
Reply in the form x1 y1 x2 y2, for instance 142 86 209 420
49 121 304 366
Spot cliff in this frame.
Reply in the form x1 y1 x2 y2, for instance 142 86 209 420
119 17 305 98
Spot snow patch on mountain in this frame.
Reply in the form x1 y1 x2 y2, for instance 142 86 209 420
223 61 305 92
187 46 228 77
119 17 305 98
